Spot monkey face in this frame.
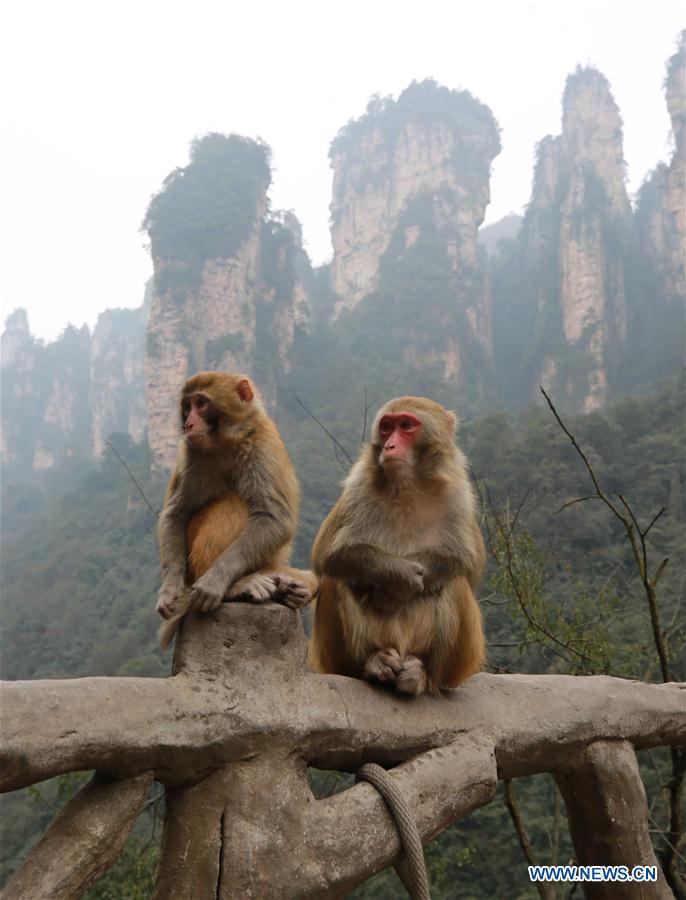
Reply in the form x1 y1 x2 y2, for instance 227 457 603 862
181 392 216 446
179 375 260 452
377 412 422 469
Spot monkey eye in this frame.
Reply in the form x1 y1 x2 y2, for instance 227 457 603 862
195 396 208 410
379 417 394 435
399 419 415 431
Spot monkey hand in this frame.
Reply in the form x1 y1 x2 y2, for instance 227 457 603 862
189 570 228 613
156 580 187 619
363 647 402 684
386 559 424 596
396 655 429 696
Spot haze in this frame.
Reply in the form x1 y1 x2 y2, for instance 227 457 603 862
2 0 683 341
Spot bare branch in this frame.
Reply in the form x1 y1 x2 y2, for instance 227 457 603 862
511 486 533 532
540 390 674 684
361 387 369 445
644 507 667 539
293 395 353 465
540 389 603 496
105 439 160 517
504 780 555 900
652 558 670 589
539 388 626 529
556 495 600 513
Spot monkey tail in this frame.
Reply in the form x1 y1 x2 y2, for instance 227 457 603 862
158 608 186 650
158 618 176 650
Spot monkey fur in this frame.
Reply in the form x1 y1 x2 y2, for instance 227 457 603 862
309 396 485 696
156 372 315 648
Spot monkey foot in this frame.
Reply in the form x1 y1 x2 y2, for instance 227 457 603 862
227 573 311 609
156 581 187 619
396 655 428 696
272 574 311 609
363 647 402 684
227 573 279 604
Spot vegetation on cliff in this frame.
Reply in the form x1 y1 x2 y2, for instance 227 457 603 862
330 79 500 203
332 78 500 157
143 133 271 299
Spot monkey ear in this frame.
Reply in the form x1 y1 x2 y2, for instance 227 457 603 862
236 378 254 403
446 410 458 435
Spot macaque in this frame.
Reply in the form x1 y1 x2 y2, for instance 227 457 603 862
156 372 315 648
309 396 485 696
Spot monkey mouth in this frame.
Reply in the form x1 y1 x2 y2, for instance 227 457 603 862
380 454 408 468
185 430 208 445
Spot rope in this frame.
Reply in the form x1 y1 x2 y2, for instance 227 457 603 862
356 763 431 900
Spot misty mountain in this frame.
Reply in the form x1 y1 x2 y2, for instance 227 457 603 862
2 45 683 475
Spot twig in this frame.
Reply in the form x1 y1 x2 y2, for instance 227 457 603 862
27 784 59 812
556 495 599 513
293 396 353 466
504 781 555 900
644 507 667 538
105 440 159 517
540 389 625 530
540 389 672 682
550 780 561 867
491 498 591 666
511 487 533 532
361 388 369 445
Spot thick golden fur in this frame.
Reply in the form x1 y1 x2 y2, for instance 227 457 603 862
309 396 485 695
156 372 314 648
186 493 250 582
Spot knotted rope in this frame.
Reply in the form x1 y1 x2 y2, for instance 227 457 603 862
356 763 430 900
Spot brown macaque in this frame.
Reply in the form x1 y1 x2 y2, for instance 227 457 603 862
156 372 315 648
309 397 485 696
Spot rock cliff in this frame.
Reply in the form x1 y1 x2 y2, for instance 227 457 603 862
665 32 686 274
90 297 149 457
1 304 147 471
636 31 685 299
493 68 633 412
143 134 311 469
326 80 500 397
330 81 500 315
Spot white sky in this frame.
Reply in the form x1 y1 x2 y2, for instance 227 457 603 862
1 0 683 342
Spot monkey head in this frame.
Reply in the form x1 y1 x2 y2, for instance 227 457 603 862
180 372 261 449
372 397 458 475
